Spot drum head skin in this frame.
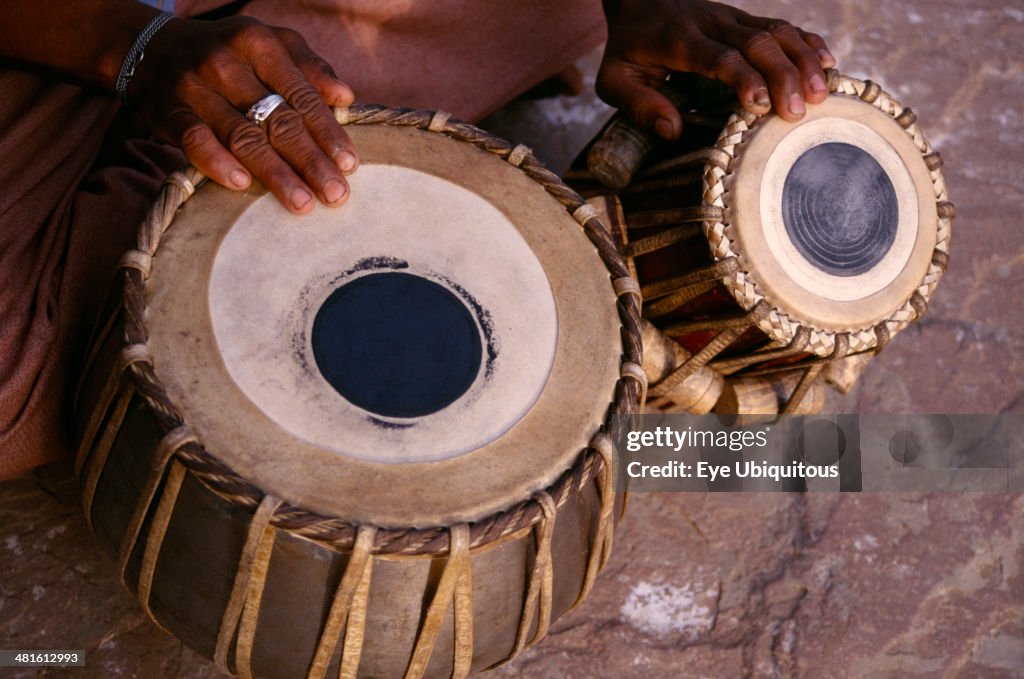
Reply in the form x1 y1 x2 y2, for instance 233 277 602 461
144 124 622 527
708 74 951 356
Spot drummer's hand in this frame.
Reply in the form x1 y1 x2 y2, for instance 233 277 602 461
130 17 358 213
597 0 837 139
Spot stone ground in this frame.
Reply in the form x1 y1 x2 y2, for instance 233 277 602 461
2 0 1023 677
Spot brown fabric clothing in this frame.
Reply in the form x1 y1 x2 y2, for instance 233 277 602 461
239 0 606 121
0 69 185 479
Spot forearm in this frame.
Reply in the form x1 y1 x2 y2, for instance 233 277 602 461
0 0 165 92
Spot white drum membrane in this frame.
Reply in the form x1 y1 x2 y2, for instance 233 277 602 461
208 164 559 463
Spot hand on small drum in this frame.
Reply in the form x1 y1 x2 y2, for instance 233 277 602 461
597 0 837 139
130 17 358 213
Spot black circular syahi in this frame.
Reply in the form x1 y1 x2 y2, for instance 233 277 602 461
311 272 483 419
781 142 898 276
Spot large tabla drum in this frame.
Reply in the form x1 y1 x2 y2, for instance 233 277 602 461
570 70 953 417
74 107 643 679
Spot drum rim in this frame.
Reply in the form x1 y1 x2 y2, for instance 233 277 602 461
147 127 620 526
98 105 644 557
702 70 953 358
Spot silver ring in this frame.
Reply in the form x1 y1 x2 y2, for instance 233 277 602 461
245 94 286 127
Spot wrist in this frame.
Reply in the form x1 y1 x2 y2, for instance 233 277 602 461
95 3 170 92
0 0 172 93
113 11 177 102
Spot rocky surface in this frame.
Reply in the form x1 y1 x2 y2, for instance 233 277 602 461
2 1 1022 677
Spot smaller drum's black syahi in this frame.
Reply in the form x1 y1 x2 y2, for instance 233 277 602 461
312 272 483 419
782 142 898 276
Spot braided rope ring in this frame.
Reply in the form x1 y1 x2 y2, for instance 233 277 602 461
701 70 953 357
110 105 642 556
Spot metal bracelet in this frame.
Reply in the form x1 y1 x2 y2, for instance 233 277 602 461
115 11 176 104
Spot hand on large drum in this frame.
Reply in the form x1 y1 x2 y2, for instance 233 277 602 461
130 17 359 213
598 0 837 138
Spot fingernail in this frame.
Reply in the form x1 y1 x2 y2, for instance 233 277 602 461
752 88 771 109
336 151 357 173
291 187 312 210
230 170 249 188
324 179 346 204
337 81 355 102
809 74 828 94
818 49 835 65
788 92 806 117
654 117 675 140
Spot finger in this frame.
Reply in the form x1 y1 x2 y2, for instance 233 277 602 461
161 109 251 190
799 29 837 68
682 37 773 115
282 76 359 175
263 104 352 206
758 19 829 104
770 25 828 105
209 67 351 206
596 60 682 140
712 23 806 121
651 29 772 117
246 34 359 174
738 18 829 110
274 27 355 107
195 92 318 213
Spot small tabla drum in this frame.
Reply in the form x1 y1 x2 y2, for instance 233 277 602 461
569 69 953 418
74 107 643 679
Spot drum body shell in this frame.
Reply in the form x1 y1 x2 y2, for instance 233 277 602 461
75 109 641 678
79 384 605 677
